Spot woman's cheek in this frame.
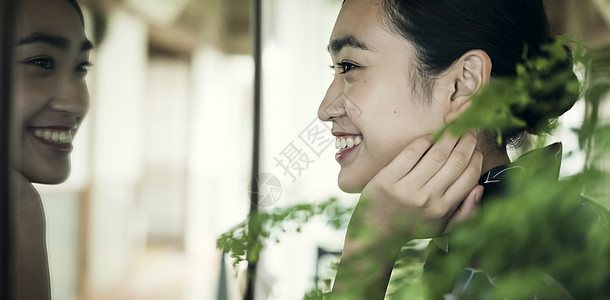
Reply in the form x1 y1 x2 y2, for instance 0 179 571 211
15 82 41 117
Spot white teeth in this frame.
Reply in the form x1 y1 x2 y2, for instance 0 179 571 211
346 137 355 148
335 136 363 151
32 129 74 144
59 131 72 143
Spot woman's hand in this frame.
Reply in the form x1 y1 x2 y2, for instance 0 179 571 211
359 131 483 239
331 132 483 299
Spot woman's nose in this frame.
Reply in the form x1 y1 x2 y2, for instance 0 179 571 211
318 77 346 122
49 80 89 117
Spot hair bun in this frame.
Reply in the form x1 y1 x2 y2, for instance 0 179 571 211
511 40 580 135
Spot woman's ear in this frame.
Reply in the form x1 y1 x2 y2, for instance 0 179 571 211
445 50 492 123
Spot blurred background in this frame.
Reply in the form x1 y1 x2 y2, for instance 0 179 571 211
27 0 610 299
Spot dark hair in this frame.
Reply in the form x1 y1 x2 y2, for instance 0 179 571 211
66 0 85 25
380 0 578 143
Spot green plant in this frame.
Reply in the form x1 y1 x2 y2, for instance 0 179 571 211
216 198 352 267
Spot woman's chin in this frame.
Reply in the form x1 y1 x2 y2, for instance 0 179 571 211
337 174 366 194
29 175 68 185
22 166 70 185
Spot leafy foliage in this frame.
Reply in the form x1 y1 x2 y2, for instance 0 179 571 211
216 198 352 267
446 37 581 143
411 40 610 299
424 152 610 298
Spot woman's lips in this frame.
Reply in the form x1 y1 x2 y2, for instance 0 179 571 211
334 134 363 162
28 127 75 153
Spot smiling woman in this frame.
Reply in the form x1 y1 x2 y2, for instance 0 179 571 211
11 0 92 298
318 0 609 299
14 0 91 184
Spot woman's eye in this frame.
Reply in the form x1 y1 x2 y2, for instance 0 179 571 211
23 57 55 70
337 62 358 74
76 61 93 73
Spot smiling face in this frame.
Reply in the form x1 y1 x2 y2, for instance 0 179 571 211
13 0 92 184
318 0 457 193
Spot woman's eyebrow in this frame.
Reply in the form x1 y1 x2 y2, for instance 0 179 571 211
17 32 93 52
328 35 372 54
17 32 69 50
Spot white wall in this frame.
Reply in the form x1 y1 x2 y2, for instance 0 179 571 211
254 0 356 299
87 8 148 294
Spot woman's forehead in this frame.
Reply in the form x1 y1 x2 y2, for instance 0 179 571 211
332 0 384 39
17 0 85 43
330 0 409 55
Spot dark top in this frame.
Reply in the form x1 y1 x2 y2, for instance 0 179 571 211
422 143 610 299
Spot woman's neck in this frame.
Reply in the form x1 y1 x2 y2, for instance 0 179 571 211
478 142 511 175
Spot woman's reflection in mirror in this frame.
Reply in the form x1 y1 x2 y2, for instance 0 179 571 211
12 0 92 298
